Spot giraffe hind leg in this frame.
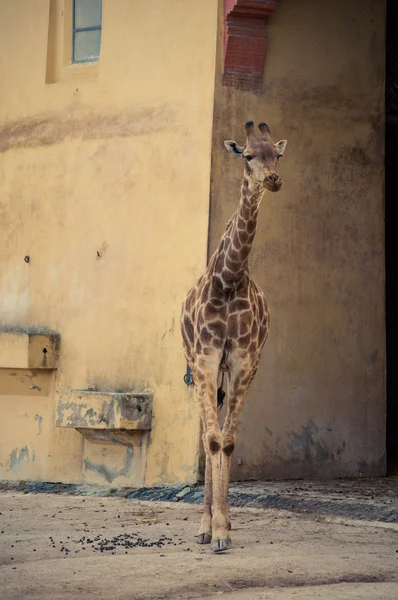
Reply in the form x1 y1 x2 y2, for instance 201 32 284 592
197 433 212 544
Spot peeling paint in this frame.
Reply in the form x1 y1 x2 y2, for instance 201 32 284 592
98 399 116 427
9 447 29 474
35 414 43 436
56 399 98 428
83 447 135 483
56 392 152 430
30 385 41 391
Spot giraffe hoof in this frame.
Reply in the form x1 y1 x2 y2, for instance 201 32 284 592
196 533 212 545
211 538 232 553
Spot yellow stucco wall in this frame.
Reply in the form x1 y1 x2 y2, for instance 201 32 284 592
0 0 218 485
211 0 386 478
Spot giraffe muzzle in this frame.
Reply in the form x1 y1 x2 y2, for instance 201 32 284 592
264 174 282 192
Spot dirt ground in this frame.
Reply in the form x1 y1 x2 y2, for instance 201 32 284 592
0 489 397 600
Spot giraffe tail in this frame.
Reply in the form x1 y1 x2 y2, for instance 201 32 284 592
217 371 226 410
217 387 225 410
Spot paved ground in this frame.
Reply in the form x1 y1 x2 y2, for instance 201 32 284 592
0 480 397 599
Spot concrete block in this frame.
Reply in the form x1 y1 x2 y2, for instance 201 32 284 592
0 333 60 369
56 390 153 431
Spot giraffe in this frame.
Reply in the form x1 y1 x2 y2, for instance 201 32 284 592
181 121 287 553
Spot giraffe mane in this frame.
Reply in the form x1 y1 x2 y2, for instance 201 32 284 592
224 212 237 231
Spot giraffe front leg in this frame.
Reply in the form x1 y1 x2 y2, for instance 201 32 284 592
221 438 234 532
205 407 230 551
210 423 236 553
204 388 230 552
196 356 231 553
190 377 213 544
207 420 231 553
217 364 255 551
210 443 231 553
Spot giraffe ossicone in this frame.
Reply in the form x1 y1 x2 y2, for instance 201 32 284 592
181 121 287 553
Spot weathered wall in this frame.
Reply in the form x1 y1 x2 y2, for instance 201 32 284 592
211 0 386 478
0 0 218 485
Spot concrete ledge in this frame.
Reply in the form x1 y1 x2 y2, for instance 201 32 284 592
0 332 60 369
56 391 153 431
75 428 147 447
0 479 397 524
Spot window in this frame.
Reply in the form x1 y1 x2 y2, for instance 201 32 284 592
72 0 102 63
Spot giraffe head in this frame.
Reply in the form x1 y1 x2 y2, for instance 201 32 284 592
224 121 287 192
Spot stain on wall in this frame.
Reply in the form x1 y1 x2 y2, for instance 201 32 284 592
83 446 135 484
0 107 178 154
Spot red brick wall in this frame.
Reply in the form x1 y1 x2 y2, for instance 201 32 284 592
223 0 277 93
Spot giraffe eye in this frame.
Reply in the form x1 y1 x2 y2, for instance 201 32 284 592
244 155 253 161
277 155 283 160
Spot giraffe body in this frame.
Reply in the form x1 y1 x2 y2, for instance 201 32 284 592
181 121 287 552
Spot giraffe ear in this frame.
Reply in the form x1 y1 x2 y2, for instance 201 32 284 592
224 140 244 156
275 140 288 156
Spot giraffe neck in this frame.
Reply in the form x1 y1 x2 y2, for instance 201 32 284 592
211 175 263 290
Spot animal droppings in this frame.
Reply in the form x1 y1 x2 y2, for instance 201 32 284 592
46 532 178 555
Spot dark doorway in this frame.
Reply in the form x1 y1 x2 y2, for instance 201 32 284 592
386 0 398 473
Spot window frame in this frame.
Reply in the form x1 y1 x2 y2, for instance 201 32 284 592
71 0 102 64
